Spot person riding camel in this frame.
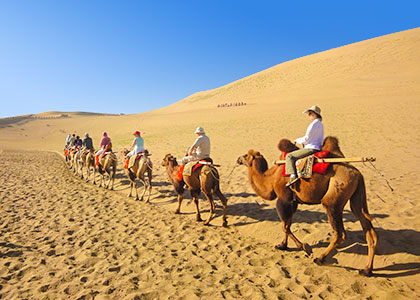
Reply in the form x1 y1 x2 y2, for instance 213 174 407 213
181 126 211 165
74 135 83 148
124 131 145 169
95 132 112 166
69 134 76 146
285 105 324 187
82 132 94 151
66 134 71 146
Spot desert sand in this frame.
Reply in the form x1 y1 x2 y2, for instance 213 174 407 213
0 28 420 299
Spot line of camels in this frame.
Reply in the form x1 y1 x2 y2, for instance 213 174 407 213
64 136 377 276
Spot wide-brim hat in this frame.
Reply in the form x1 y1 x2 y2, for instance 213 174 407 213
194 126 205 134
303 105 322 118
133 130 141 136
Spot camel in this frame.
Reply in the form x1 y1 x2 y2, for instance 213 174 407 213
69 147 80 174
80 149 96 183
162 154 228 227
236 136 377 276
122 149 153 202
96 143 117 190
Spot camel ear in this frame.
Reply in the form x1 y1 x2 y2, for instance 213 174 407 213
278 139 297 152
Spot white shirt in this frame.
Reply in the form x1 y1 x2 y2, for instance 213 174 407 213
191 134 210 157
295 119 324 150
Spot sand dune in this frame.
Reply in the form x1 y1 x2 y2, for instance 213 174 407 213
1 28 420 299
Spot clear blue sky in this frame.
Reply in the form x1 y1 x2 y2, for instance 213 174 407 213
0 0 419 118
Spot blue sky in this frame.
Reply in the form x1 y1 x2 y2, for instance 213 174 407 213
0 0 419 118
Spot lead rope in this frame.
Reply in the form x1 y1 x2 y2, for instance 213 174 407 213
363 160 394 192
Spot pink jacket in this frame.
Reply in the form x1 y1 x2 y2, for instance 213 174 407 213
99 136 111 149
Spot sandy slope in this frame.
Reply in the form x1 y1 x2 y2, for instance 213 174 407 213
0 150 418 300
1 28 420 299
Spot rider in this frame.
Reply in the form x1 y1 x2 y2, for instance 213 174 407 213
68 134 76 146
95 132 111 165
124 130 144 169
74 135 83 148
66 134 71 146
82 132 94 151
181 126 211 165
285 105 324 187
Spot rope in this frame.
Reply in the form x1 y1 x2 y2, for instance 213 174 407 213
363 160 394 192
224 163 239 187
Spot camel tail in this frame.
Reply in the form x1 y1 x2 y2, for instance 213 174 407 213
352 174 372 222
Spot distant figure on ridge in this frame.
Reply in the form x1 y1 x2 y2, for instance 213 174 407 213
285 105 324 186
181 127 211 165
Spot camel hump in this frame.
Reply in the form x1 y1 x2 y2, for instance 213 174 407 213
322 136 345 157
278 139 299 153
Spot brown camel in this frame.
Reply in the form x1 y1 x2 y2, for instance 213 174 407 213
80 149 96 183
69 147 80 174
162 154 228 227
97 143 117 190
236 136 377 276
122 149 153 202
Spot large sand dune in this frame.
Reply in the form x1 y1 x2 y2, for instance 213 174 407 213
1 28 420 299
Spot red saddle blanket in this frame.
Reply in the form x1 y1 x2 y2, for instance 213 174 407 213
176 161 207 181
282 151 330 176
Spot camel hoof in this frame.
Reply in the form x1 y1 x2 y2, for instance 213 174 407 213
359 269 373 277
302 243 313 255
174 210 180 214
275 243 288 251
222 220 228 228
313 257 324 265
196 218 203 222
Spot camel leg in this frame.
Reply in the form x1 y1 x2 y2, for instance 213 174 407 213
128 181 133 197
215 188 228 227
202 191 215 226
92 168 96 185
314 204 346 266
191 191 203 222
350 193 377 276
145 170 152 203
174 194 183 214
274 199 309 253
139 178 147 201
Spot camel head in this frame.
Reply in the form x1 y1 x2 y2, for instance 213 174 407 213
162 154 178 167
105 142 113 152
122 148 129 156
237 150 264 166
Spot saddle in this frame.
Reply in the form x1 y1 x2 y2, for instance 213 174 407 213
125 152 142 170
182 158 213 177
283 151 330 178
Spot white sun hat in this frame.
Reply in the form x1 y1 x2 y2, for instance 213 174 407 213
303 105 322 118
194 126 205 134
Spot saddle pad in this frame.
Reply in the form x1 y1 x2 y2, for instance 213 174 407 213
128 155 137 169
182 161 197 177
282 151 330 177
296 155 313 178
182 161 207 177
